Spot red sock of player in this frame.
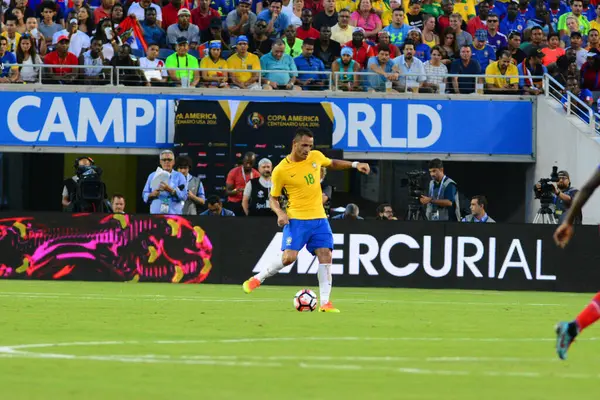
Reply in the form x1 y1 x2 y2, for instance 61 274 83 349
575 292 600 331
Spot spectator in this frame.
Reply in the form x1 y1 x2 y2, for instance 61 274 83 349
242 158 275 217
453 0 476 22
549 0 569 30
35 0 66 25
297 8 320 40
129 0 163 25
470 28 496 70
257 0 290 38
376 203 397 220
320 167 333 216
6 0 34 25
93 0 113 25
422 14 439 48
517 47 547 94
261 39 301 90
462 195 495 222
561 15 586 48
77 5 94 36
557 0 590 37
547 47 577 86
191 0 220 32
110 3 124 26
162 0 186 29
168 8 200 49
350 0 382 39
383 8 410 47
500 0 526 36
294 38 326 89
485 50 519 93
485 13 507 51
165 37 201 87
200 40 229 88
332 46 360 90
437 0 454 36
367 43 398 91
80 37 110 85
587 28 600 50
331 8 353 44
142 150 188 215
225 152 259 216
591 3 600 32
568 31 588 68
421 158 459 222
43 34 79 84
424 45 449 92
176 155 206 215
406 0 425 30
374 30 399 57
10 7 26 35
2 16 20 54
0 36 18 83
467 0 489 36
521 25 545 55
370 0 390 19
202 17 231 50
283 24 303 56
16 33 42 83
381 0 401 27
228 35 263 89
285 0 304 28
111 194 126 214
450 44 482 93
506 30 527 64
332 203 364 219
142 7 167 48
249 20 273 57
449 12 472 47
112 44 146 86
95 18 119 62
226 0 257 42
25 16 47 56
337 0 357 13
408 28 431 62
393 39 427 91
344 27 375 68
580 49 600 90
526 0 553 35
542 32 565 65
53 14 91 58
200 195 236 216
441 27 457 62
562 75 594 121
314 25 342 68
314 0 338 30
139 43 168 86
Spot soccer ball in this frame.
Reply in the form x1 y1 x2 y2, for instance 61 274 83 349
293 289 317 312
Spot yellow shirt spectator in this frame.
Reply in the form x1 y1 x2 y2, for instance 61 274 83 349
453 0 476 22
200 56 228 77
336 0 357 12
485 60 519 88
227 52 261 83
1 31 21 54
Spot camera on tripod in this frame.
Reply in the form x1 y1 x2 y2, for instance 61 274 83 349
71 165 112 213
404 170 428 199
534 166 559 203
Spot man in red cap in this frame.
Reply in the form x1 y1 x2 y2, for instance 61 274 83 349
43 34 79 84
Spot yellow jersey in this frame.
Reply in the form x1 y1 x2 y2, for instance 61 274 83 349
227 52 261 83
485 61 519 88
271 151 332 220
200 56 228 77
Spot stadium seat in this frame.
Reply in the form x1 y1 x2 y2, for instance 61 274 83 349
158 49 175 60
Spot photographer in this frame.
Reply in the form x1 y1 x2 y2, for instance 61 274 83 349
535 170 581 224
62 156 94 209
61 156 109 212
421 158 460 222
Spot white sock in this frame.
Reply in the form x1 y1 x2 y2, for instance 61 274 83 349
317 263 332 304
254 252 286 283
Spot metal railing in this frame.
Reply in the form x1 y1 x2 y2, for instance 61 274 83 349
2 63 544 95
543 74 600 135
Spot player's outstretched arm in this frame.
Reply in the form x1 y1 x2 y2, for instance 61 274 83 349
328 160 370 174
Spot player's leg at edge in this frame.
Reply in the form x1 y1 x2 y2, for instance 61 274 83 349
242 250 296 294
313 247 339 313
556 292 600 360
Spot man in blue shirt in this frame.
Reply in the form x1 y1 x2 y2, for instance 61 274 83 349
200 195 236 216
561 75 594 122
367 44 397 91
461 195 496 222
383 8 411 47
142 7 167 48
0 37 18 82
500 1 527 35
257 0 290 38
471 29 497 70
450 45 482 94
142 150 188 215
260 39 300 89
294 38 327 90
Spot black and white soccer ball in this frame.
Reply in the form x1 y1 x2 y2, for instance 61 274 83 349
294 289 317 312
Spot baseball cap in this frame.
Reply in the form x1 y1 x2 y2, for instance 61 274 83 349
209 40 222 49
177 8 191 16
352 27 365 34
69 18 77 24
176 36 189 45
529 47 544 59
558 170 570 179
210 17 222 29
56 34 69 43
341 47 353 56
236 35 249 44
475 29 488 42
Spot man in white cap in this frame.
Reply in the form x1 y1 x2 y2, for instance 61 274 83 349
52 10 90 57
167 8 200 49
242 158 275 216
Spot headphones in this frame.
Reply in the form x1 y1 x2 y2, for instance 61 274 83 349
74 156 95 170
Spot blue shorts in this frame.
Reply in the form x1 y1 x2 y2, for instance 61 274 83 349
281 218 333 255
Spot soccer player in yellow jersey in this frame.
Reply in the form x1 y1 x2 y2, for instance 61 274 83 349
242 128 370 312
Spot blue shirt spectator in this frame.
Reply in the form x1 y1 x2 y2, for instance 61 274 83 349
450 49 482 94
261 45 298 85
294 50 327 89
500 13 527 36
383 23 411 47
0 51 17 77
142 151 188 215
142 20 167 47
392 52 426 87
471 31 497 71
367 54 395 90
257 3 290 37
487 31 508 51
200 195 236 216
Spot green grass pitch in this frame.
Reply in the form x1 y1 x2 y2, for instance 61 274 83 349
0 280 598 399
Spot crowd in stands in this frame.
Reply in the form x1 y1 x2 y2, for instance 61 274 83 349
0 0 598 93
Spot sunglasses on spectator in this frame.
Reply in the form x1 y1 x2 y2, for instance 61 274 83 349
487 19 498 23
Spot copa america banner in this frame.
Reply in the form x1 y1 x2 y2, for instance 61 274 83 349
174 100 334 196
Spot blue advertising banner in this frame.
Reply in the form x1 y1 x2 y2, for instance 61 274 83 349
0 92 533 155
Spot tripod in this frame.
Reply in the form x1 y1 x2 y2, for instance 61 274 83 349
532 203 558 224
405 202 426 221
